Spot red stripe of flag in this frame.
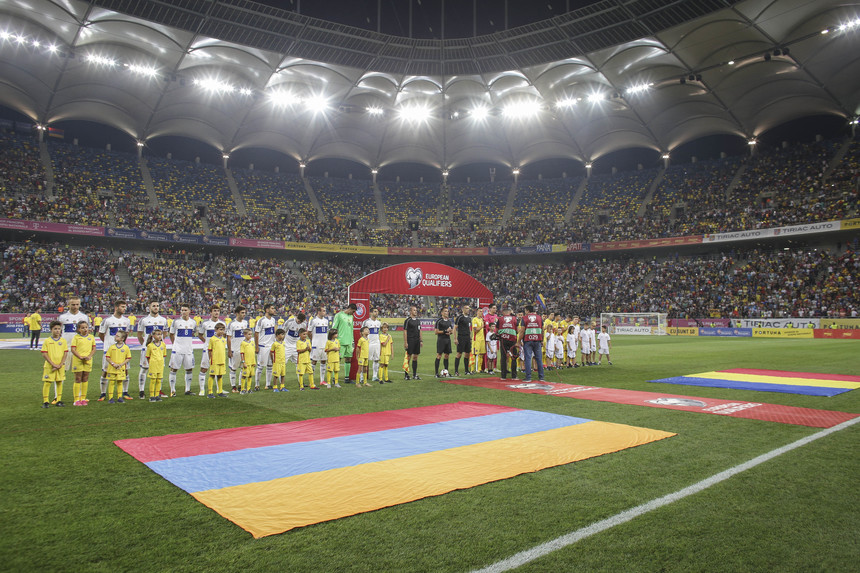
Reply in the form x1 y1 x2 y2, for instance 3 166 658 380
116 402 518 463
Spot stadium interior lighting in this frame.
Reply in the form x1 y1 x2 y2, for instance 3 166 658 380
269 90 301 107
238 87 253 96
126 64 158 77
587 92 605 103
838 18 860 31
625 83 653 95
46 43 58 53
441 170 449 177
86 54 117 67
304 95 329 113
469 106 490 121
15 34 26 44
728 60 735 65
512 168 520 175
555 97 577 109
194 78 235 93
661 153 670 159
30 39 40 47
136 141 145 147
748 138 757 145
584 162 593 168
398 104 431 123
366 106 384 116
222 153 230 159
371 168 379 174
502 100 541 119
0 31 10 40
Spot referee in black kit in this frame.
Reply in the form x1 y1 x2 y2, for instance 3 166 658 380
434 306 453 377
454 304 472 376
403 305 422 380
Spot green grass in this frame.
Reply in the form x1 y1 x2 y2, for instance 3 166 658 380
1 336 858 572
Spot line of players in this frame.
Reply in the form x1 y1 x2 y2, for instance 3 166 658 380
423 304 613 380
37 296 401 407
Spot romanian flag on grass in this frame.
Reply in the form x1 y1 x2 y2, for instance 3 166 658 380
650 369 860 397
116 402 674 537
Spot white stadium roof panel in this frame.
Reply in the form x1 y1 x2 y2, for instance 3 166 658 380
1 0 858 167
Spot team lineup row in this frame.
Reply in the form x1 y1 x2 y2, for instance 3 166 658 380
35 297 613 408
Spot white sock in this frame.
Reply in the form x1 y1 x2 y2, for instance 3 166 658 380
184 371 193 392
372 361 379 380
122 378 129 393
100 375 108 394
199 372 207 392
169 371 177 392
319 362 326 382
138 368 148 392
254 365 261 388
265 366 273 388
229 368 236 388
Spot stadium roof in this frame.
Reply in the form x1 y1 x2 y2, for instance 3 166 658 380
1 0 858 170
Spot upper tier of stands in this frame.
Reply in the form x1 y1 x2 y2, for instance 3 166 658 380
0 130 856 247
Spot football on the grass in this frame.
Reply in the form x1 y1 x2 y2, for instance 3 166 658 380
440 369 449 377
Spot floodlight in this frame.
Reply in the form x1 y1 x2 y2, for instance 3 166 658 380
502 100 541 119
398 104 431 123
728 60 735 65
470 106 489 121
366 106 384 116
587 92 604 103
222 154 230 160
838 18 860 31
661 153 670 159
0 31 10 40
194 78 235 93
46 43 58 53
239 88 253 96
15 34 26 44
31 39 40 47
304 95 329 113
86 54 117 66
748 138 757 146
625 83 653 95
136 141 145 147
512 168 520 176
127 64 158 77
555 98 577 109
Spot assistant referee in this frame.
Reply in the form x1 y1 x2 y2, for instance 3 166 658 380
435 307 453 377
403 305 422 380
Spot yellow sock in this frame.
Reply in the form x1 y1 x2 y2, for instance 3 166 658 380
383 365 389 380
207 376 214 394
325 370 330 384
297 373 304 389
108 379 116 399
73 381 81 401
81 380 88 400
42 381 51 403
149 379 156 398
55 381 63 402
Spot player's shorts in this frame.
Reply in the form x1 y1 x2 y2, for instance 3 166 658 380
229 352 242 371
486 349 497 359
310 346 327 362
379 355 390 367
369 342 381 361
339 343 353 359
472 338 486 354
456 338 471 354
257 346 273 370
272 363 286 377
200 351 211 370
568 348 577 358
327 361 340 373
357 357 368 367
599 347 610 355
406 337 421 355
242 365 255 379
297 362 313 375
110 372 125 383
168 352 195 371
546 349 555 359
436 337 452 355
285 346 298 364
139 351 150 369
72 356 93 373
42 367 65 382
209 363 226 376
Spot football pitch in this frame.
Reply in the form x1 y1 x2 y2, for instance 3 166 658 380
1 335 857 572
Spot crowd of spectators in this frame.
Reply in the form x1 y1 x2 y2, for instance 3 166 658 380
311 177 378 228
233 169 318 223
513 176 583 225
450 182 509 227
381 182 441 227
114 204 203 234
0 242 125 313
0 194 109 227
50 142 148 207
125 251 228 314
0 130 45 196
148 157 235 213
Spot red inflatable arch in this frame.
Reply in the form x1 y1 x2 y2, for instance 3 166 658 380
345 262 494 381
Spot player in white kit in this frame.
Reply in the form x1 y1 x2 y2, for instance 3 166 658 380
136 300 168 398
169 303 197 396
196 304 223 395
308 306 330 386
254 303 278 390
98 300 131 401
227 305 249 392
57 296 89 402
283 311 308 367
363 307 382 382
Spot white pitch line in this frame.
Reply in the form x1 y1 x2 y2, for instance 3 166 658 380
473 415 860 573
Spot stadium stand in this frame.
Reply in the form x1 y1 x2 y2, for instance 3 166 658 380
513 176 582 225
450 182 508 227
380 181 441 228
0 130 45 196
232 168 317 222
310 177 378 228
0 241 126 313
125 250 228 314
148 156 235 213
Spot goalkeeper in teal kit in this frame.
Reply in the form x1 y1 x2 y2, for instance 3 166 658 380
330 303 356 384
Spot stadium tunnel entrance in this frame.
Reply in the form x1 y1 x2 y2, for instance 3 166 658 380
347 262 494 380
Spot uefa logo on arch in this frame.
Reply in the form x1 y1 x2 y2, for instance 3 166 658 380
405 267 422 289
354 302 368 320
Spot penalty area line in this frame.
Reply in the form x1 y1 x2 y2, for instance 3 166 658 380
472 415 860 573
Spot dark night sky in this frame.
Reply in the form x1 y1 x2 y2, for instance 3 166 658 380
254 0 600 39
